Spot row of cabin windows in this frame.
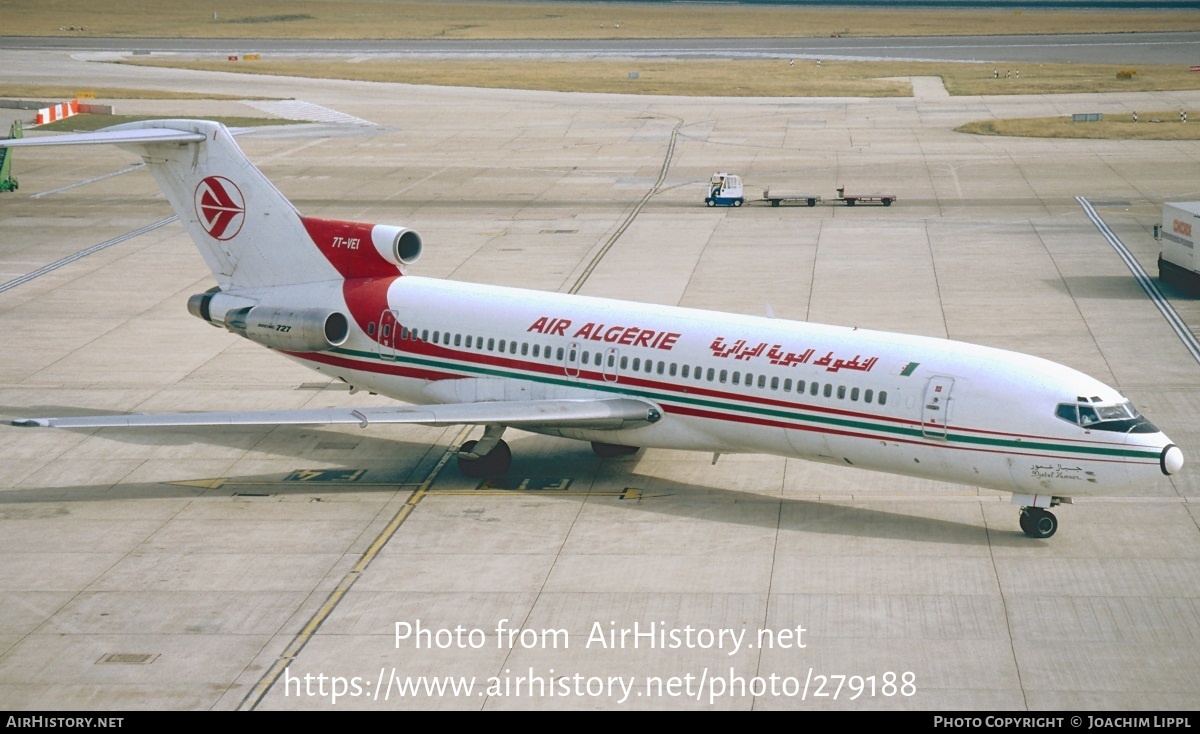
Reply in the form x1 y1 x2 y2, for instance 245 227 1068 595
366 321 887 406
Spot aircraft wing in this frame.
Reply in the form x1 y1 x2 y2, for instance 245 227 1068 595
10 398 661 430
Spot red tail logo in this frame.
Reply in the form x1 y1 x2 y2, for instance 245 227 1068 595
194 176 245 240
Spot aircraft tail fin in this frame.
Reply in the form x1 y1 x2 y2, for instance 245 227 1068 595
2 120 343 290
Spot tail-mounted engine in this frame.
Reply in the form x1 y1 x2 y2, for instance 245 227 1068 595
224 306 350 353
373 224 423 267
188 289 350 352
300 217 422 277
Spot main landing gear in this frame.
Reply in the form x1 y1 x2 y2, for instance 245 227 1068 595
456 425 512 478
1018 506 1058 539
457 439 511 477
455 429 643 478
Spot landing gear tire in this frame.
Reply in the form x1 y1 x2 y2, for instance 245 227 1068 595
457 439 512 478
591 441 640 458
1019 507 1057 539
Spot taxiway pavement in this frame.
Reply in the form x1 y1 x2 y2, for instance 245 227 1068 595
1 50 1199 710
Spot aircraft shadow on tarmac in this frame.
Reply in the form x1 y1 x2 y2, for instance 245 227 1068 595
1 407 1037 547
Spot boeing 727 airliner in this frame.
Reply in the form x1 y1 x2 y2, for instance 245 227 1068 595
1 120 1184 539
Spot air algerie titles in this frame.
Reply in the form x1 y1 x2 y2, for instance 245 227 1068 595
527 317 681 351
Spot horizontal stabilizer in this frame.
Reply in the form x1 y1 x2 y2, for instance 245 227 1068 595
0 127 207 148
12 397 662 431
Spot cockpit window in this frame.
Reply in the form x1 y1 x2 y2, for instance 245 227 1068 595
1054 399 1158 433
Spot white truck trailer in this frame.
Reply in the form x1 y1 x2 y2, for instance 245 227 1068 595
760 187 822 207
1159 201 1200 291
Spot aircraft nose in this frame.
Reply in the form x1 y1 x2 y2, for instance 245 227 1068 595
1161 443 1185 476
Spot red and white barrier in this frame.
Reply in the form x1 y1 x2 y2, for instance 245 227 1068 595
35 99 80 125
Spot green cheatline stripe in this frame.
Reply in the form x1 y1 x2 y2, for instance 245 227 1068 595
330 347 1160 462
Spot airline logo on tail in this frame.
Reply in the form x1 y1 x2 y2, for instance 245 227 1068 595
194 176 245 240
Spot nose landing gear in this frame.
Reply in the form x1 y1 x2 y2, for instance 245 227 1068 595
1019 506 1058 539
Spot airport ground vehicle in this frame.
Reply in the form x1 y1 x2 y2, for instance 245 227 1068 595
706 174 895 209
1158 201 1200 292
704 172 744 207
760 188 821 207
836 186 895 207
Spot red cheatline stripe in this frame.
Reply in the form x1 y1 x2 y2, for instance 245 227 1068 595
285 346 1145 460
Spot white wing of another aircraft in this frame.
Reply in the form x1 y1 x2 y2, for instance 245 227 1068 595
2 119 1183 538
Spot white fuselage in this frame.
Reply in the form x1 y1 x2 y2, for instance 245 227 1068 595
248 275 1176 499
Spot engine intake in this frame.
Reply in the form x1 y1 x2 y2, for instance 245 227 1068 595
372 224 422 266
224 306 350 352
